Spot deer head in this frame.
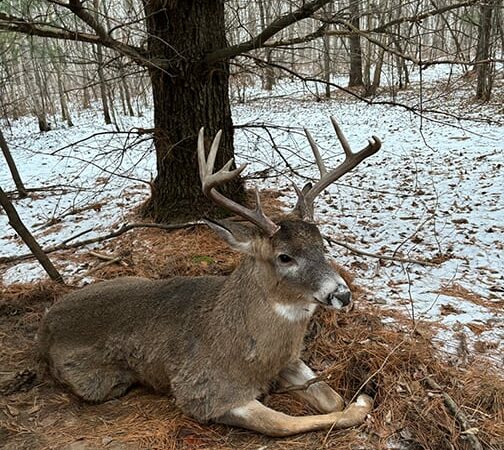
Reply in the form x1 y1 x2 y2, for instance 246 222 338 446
197 119 381 312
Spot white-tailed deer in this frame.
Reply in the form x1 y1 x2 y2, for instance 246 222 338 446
38 117 381 437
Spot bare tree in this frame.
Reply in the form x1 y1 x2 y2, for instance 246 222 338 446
0 127 27 198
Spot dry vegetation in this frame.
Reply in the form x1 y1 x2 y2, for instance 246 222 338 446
0 193 503 449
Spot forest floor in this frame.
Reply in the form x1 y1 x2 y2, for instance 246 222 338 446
0 70 503 449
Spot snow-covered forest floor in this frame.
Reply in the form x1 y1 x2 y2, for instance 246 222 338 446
1 68 503 368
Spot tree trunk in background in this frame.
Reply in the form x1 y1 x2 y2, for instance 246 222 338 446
33 84 51 131
0 186 64 283
0 128 27 198
323 33 331 98
93 0 112 124
323 2 333 98
364 46 385 97
475 0 497 100
95 43 112 124
348 0 363 87
141 0 244 223
394 39 410 88
55 55 73 127
27 46 51 132
120 64 135 116
81 43 91 109
258 0 275 91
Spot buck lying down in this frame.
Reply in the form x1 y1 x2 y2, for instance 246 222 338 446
38 120 380 436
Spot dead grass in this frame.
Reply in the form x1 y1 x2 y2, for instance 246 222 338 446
1 278 502 449
1 199 503 449
437 283 504 311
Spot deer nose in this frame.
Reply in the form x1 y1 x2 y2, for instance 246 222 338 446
328 288 352 309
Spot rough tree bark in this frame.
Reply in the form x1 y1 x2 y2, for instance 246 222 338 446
141 0 244 222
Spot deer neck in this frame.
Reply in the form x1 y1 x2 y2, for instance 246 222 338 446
224 256 316 324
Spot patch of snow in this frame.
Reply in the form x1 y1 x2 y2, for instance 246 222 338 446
1 73 502 366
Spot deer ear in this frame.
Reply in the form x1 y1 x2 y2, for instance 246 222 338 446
203 218 255 255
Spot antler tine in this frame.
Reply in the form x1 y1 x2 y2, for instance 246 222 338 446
330 116 352 157
198 128 244 193
294 118 381 220
197 127 280 236
206 129 222 176
303 128 327 176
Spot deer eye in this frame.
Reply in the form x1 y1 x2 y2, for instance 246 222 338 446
278 254 293 263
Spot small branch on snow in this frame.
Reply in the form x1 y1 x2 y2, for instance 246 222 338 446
325 236 437 267
424 376 483 450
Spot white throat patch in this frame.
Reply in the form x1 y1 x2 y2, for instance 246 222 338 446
273 302 316 322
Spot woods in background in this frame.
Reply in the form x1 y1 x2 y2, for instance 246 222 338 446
0 0 502 221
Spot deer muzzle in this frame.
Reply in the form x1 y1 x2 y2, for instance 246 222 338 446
327 288 352 310
313 276 352 310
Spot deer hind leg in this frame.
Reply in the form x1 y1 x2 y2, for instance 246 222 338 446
278 359 345 413
49 347 136 402
216 395 373 437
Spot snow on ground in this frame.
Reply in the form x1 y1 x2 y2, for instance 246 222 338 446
1 75 503 366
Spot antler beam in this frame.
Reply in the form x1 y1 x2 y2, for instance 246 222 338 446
197 128 280 236
294 117 381 220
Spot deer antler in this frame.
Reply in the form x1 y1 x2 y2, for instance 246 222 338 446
293 117 381 220
198 128 280 236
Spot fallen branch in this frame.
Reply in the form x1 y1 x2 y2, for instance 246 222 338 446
0 186 64 283
325 236 437 267
0 221 202 265
424 376 483 450
88 251 123 262
87 256 123 275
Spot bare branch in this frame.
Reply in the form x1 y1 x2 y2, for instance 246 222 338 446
0 187 64 283
0 222 201 265
205 0 333 64
0 9 156 70
424 376 484 450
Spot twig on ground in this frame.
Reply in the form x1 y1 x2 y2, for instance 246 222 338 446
325 235 437 266
424 376 483 450
61 228 94 245
0 221 202 265
87 257 123 275
88 251 121 261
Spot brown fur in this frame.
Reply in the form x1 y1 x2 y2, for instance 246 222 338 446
38 219 362 432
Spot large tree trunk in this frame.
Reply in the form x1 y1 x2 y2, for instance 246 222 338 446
142 0 244 223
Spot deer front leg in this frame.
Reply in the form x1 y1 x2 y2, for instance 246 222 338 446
277 359 345 413
216 395 372 437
